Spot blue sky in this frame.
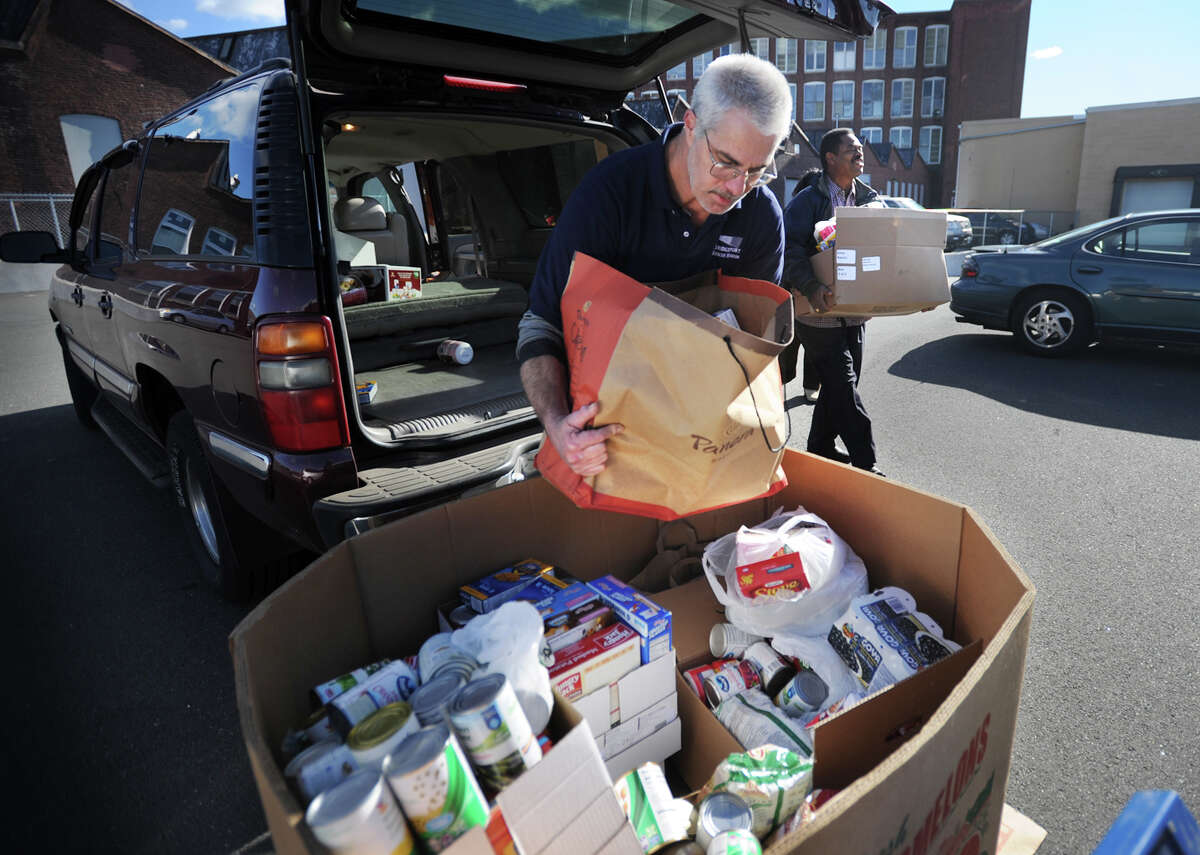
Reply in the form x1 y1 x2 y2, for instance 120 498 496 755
123 0 1197 118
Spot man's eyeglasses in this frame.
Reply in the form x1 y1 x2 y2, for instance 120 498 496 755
703 130 778 188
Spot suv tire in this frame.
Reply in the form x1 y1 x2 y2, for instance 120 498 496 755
61 343 98 429
166 411 255 600
1011 289 1092 357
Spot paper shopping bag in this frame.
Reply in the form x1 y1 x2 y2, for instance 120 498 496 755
535 252 794 520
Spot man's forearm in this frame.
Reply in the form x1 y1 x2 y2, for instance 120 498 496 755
520 354 570 429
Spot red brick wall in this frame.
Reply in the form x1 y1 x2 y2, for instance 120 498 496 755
0 0 231 194
941 0 1031 205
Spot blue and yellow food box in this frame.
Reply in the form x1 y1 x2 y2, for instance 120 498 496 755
459 559 565 614
586 575 673 664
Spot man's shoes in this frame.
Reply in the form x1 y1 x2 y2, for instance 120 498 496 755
865 466 887 478
803 387 820 403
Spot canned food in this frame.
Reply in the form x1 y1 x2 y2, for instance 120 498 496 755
328 660 420 734
419 633 479 683
702 660 761 709
684 659 738 697
437 339 474 365
743 642 795 697
302 707 338 745
448 673 542 791
312 659 392 704
773 669 829 717
284 739 358 804
709 624 764 659
383 723 489 852
409 672 467 728
347 702 420 772
612 763 691 853
696 791 755 850
305 769 415 855
706 828 761 855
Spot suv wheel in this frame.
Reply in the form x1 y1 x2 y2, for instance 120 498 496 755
998 230 1017 246
1011 289 1092 357
166 411 254 600
61 343 98 429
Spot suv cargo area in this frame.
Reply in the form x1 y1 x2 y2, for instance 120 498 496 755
322 115 624 443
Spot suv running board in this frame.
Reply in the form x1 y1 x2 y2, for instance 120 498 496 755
313 435 542 545
92 396 171 488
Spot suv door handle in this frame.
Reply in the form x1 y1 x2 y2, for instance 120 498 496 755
72 285 84 306
98 292 113 318
1076 265 1103 274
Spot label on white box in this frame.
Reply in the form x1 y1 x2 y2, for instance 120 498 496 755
837 265 857 281
836 249 857 265
862 256 881 272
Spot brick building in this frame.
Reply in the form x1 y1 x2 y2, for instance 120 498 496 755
0 0 232 242
633 0 1030 208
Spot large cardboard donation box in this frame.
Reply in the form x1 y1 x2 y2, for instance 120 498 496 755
230 450 1034 855
799 206 950 317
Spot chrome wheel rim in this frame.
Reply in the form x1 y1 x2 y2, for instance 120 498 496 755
185 457 221 564
1022 299 1075 349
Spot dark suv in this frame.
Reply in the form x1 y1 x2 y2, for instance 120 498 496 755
1 0 888 598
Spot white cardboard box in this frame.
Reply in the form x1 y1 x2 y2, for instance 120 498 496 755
604 716 683 781
572 650 676 735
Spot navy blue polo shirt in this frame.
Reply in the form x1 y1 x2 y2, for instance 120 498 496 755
520 123 784 362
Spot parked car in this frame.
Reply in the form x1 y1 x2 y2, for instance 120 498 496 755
949 209 1200 356
877 195 973 250
0 0 889 598
940 209 1047 246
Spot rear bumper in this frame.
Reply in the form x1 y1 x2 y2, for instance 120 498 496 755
311 434 543 547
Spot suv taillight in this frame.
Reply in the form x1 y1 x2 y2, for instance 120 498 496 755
255 317 350 453
961 256 979 278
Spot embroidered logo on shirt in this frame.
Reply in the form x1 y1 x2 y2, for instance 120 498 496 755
712 234 744 260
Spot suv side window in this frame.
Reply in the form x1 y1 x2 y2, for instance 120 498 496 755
96 157 138 264
135 80 263 261
74 173 101 254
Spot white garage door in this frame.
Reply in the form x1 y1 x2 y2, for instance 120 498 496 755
1119 177 1194 214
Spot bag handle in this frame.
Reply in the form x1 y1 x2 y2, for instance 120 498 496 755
724 335 792 454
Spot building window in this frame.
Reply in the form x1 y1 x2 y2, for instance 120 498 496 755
775 38 797 74
150 208 195 255
863 28 887 69
890 126 913 149
665 62 686 80
805 40 827 73
922 77 946 119
833 41 855 71
59 114 123 186
749 37 769 61
136 80 263 260
891 78 914 118
861 80 884 120
718 44 733 58
860 127 882 144
919 126 942 164
924 24 949 66
692 51 713 77
894 27 917 68
803 82 825 122
788 83 798 122
832 81 855 122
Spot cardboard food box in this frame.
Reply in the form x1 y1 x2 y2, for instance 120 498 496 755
386 265 422 301
799 207 950 317
230 450 1033 855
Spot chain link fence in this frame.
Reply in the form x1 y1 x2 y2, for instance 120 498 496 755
0 194 74 247
944 208 1078 247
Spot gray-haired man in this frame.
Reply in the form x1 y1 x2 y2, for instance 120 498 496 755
517 54 793 477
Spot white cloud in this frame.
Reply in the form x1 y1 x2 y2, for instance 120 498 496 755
1032 46 1063 60
195 0 285 23
167 18 189 31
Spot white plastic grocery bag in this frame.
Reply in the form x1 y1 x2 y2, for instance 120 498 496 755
702 507 867 636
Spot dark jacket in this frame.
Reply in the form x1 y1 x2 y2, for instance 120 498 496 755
782 169 879 299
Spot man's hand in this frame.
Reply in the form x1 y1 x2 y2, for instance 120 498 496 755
546 401 622 477
809 284 837 313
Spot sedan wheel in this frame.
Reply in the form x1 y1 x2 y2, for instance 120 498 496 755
1011 290 1091 357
